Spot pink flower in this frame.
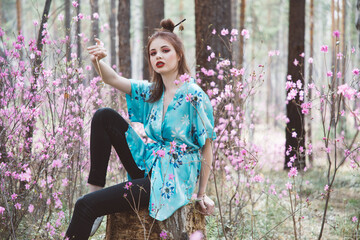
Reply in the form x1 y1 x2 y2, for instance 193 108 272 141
292 132 297 138
0 206 5 215
180 143 187 152
308 57 313 64
220 28 229 36
333 30 340 38
337 84 356 100
352 216 358 222
212 29 216 35
337 71 342 78
241 29 250 39
324 185 329 191
327 71 333 77
11 193 18 200
231 29 238 36
174 79 180 85
168 174 175 180
190 230 204 240
288 167 298 178
320 45 328 53
28 204 34 213
160 230 167 239
157 150 166 158
72 1 79 7
179 73 191 83
185 93 193 102
14 203 21 210
93 13 99 19
124 182 133 190
207 45 211 50
352 68 359 75
299 52 305 58
286 182 292 190
293 59 299 66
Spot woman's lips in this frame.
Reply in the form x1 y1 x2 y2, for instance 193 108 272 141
156 61 165 68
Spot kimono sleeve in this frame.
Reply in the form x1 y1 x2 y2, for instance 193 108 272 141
191 88 217 148
125 79 152 124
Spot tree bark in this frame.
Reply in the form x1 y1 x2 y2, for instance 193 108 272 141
105 204 206 240
65 0 71 62
118 0 131 78
76 0 82 65
195 0 232 90
110 0 117 68
307 0 314 164
285 0 306 170
142 0 164 81
16 0 22 34
357 0 360 48
238 0 246 69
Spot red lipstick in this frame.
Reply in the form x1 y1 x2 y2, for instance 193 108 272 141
156 61 165 68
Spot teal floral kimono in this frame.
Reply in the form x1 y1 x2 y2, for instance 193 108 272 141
125 78 216 221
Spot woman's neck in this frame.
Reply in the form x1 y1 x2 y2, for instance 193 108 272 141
161 71 180 93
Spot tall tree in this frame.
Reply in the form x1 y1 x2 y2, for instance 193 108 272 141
239 0 246 68
76 0 82 65
357 0 360 48
195 0 232 90
26 0 52 157
143 0 164 80
109 0 117 68
16 0 22 34
285 0 305 169
90 0 99 42
307 0 314 164
65 0 71 62
118 0 131 79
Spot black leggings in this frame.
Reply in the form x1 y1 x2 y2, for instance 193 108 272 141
65 108 151 240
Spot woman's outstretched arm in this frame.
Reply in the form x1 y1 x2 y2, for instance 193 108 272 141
87 38 131 95
197 138 215 215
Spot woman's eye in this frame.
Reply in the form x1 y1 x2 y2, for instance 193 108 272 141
163 49 170 53
150 52 156 56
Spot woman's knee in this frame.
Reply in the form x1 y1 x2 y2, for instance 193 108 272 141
74 195 96 219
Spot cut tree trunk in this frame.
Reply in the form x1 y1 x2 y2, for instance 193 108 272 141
105 203 206 240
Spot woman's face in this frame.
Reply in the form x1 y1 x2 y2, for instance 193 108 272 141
149 38 180 76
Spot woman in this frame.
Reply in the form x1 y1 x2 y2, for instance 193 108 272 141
65 19 216 239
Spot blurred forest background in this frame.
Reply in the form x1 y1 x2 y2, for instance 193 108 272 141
0 0 360 239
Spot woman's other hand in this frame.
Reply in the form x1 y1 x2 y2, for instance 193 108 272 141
87 38 107 62
196 194 215 215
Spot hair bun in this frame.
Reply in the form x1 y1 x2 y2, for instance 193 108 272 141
160 19 175 32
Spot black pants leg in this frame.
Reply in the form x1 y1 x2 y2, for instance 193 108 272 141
65 108 150 240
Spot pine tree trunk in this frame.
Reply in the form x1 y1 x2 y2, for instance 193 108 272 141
142 0 164 81
357 0 360 48
77 0 82 65
110 0 117 68
65 0 71 62
340 0 347 134
307 0 314 164
238 0 246 69
118 0 131 79
284 0 306 170
195 0 232 90
105 204 206 240
16 0 22 34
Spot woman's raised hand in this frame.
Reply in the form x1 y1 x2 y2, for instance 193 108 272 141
87 38 107 62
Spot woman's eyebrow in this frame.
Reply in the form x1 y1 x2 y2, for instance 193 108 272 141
150 45 170 51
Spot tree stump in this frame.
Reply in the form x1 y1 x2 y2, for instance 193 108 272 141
105 203 206 240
